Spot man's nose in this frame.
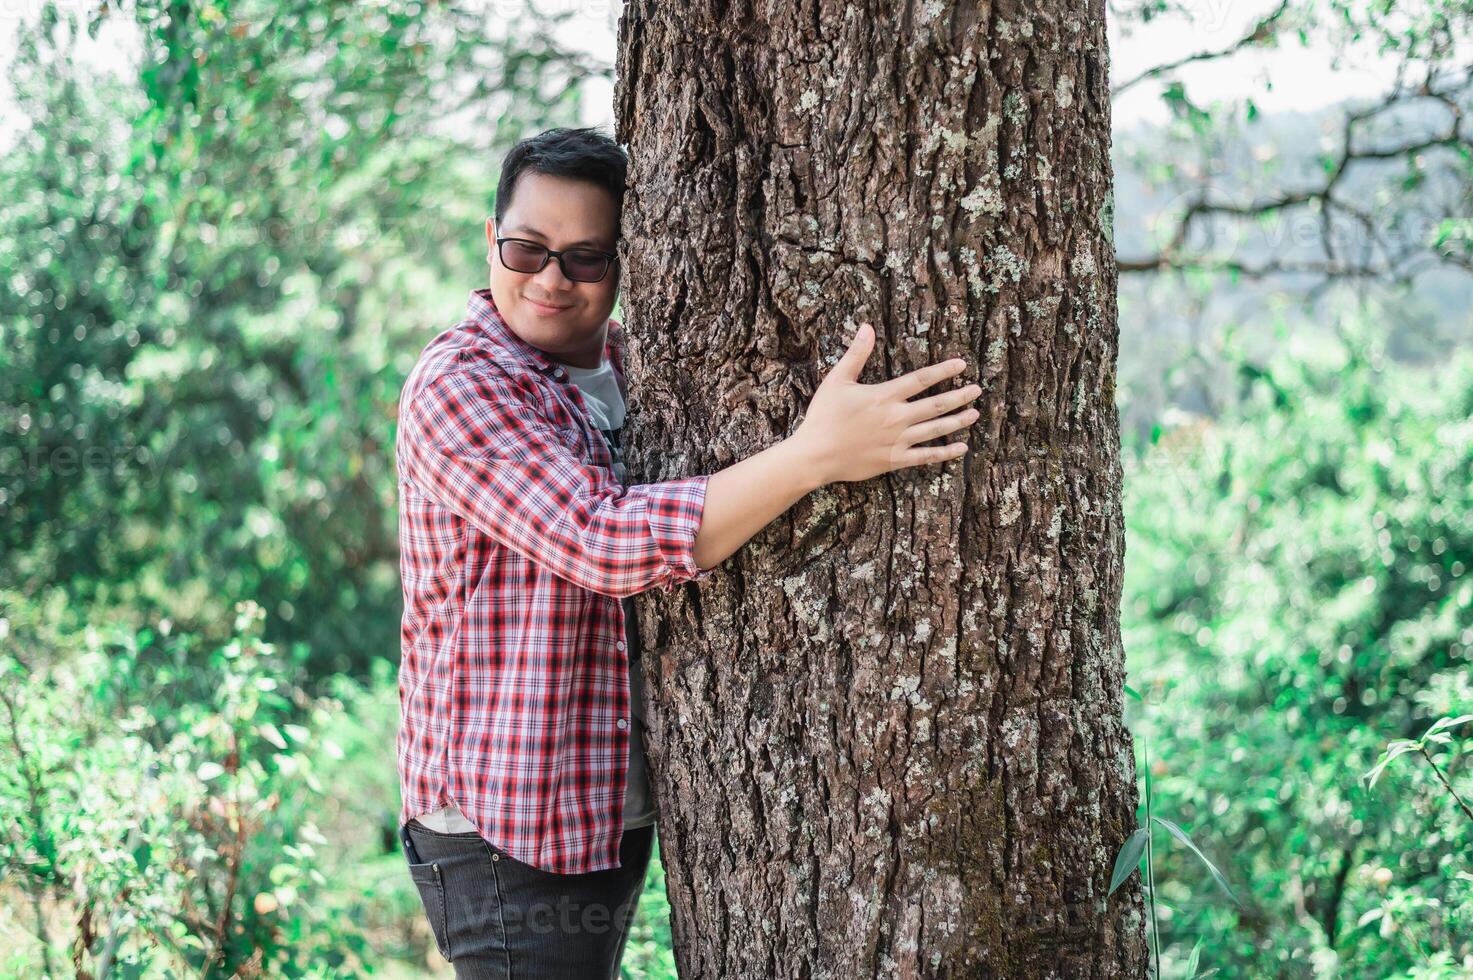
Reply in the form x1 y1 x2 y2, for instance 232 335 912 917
532 256 574 291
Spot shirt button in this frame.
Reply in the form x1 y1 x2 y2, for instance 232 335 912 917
616 640 626 651
553 368 566 380
616 718 628 730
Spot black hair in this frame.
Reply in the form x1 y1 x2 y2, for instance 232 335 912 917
494 127 628 238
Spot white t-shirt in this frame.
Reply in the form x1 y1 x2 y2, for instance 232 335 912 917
414 353 658 836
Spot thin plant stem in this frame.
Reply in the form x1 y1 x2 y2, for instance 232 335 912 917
1144 746 1162 979
1418 746 1473 823
1146 826 1161 979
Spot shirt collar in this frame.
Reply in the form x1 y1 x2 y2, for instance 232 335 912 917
466 287 624 379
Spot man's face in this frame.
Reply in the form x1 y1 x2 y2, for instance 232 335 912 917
486 171 620 369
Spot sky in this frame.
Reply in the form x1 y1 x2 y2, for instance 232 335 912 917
577 0 1411 131
564 0 1410 132
0 0 1413 152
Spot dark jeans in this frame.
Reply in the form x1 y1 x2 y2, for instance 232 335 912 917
399 818 655 979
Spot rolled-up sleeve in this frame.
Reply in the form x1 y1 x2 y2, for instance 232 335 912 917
400 366 714 598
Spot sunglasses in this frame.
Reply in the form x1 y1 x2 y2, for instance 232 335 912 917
494 237 619 284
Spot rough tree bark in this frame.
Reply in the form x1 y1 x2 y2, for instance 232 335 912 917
614 1 1146 976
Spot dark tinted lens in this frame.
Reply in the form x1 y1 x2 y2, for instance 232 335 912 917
561 250 610 282
500 240 547 273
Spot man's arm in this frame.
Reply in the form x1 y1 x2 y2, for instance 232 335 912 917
400 366 714 598
403 323 978 592
690 437 822 572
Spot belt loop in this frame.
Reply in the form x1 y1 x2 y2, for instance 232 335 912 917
400 822 424 864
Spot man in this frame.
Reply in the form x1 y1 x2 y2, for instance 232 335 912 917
395 126 980 977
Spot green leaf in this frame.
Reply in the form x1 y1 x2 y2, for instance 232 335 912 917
1424 714 1473 738
1364 740 1419 788
1185 937 1203 978
1152 816 1240 906
133 840 152 873
1110 827 1150 895
1143 744 1154 813
258 722 287 749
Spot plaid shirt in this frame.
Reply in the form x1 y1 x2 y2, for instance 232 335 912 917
395 287 713 874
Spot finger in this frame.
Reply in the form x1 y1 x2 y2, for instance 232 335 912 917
827 322 874 384
897 440 969 469
881 356 969 400
901 407 980 446
902 383 982 425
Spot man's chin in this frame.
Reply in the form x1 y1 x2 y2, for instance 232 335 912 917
509 319 572 353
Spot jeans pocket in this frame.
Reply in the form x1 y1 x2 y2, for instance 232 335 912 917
407 858 454 962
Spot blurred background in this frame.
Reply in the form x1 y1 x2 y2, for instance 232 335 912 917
1 0 1470 976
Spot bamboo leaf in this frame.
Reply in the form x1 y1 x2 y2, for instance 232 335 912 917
1152 816 1240 907
1185 938 1203 978
1425 714 1473 737
1364 741 1419 787
1110 827 1150 895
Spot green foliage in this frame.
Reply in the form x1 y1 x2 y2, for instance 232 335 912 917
1 1 599 676
0 596 354 975
1122 324 1473 977
1364 713 1473 799
623 839 681 980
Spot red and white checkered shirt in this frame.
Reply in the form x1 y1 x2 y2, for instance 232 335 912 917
395 287 713 874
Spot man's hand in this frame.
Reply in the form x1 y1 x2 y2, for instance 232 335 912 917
689 322 979 573
791 322 980 486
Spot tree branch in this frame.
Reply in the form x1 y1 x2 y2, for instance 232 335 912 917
1112 0 1293 97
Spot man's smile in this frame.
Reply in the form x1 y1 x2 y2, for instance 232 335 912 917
526 296 572 314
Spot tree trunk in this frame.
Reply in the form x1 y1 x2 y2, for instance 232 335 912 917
615 2 1146 976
